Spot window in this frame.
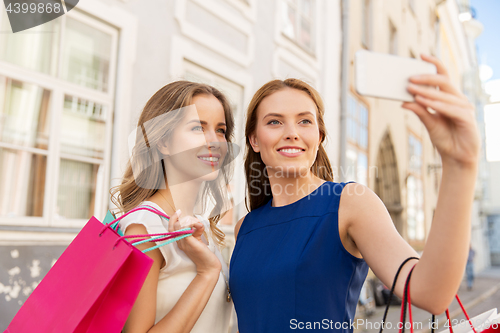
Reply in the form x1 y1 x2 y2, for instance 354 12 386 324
408 134 422 174
183 60 244 226
281 0 315 52
409 0 416 14
361 0 372 49
184 61 244 133
389 19 398 55
346 95 369 186
0 10 118 224
407 134 424 241
429 7 437 29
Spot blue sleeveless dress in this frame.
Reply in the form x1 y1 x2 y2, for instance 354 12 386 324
229 181 369 332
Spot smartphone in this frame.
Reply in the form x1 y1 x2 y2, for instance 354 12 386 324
355 50 437 102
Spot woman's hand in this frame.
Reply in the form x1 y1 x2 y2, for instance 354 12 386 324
402 54 480 169
168 210 221 275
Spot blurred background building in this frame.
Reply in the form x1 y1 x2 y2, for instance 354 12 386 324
0 0 495 327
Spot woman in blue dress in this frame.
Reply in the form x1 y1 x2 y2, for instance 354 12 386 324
229 54 480 332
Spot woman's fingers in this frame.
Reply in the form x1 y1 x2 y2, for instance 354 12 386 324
407 54 473 121
178 222 205 251
401 101 438 131
414 94 473 121
190 222 205 239
409 74 461 96
178 216 200 228
407 83 473 121
167 209 181 233
410 54 466 98
407 83 466 106
420 53 449 76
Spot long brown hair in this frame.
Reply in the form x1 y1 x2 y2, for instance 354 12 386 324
110 81 235 247
244 79 333 212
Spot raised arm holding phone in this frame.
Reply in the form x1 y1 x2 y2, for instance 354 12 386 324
229 54 480 332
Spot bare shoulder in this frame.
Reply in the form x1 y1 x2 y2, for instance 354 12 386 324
338 183 391 244
124 222 149 236
124 223 164 266
340 183 385 218
234 215 247 240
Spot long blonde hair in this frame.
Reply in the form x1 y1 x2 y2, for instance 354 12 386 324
244 79 333 212
110 81 235 247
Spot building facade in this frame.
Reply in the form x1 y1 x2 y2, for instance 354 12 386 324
344 0 490 286
437 0 491 272
0 0 343 326
346 0 442 252
0 0 490 326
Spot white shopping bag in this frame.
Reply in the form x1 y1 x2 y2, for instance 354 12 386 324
438 309 499 333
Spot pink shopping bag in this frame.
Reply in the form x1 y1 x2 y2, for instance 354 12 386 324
4 206 191 333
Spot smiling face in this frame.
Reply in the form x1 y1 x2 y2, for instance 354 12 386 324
249 88 322 178
160 94 228 183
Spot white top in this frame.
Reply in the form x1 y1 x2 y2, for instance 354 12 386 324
119 201 232 332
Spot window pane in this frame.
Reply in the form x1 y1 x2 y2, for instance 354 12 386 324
415 179 425 240
407 175 416 239
409 134 422 174
61 95 107 159
406 175 424 240
348 96 357 117
300 16 312 50
1 78 51 150
0 148 46 217
347 118 356 142
282 2 297 39
409 0 416 13
346 148 357 182
362 0 371 48
56 159 100 219
360 105 368 127
0 12 59 75
357 152 368 186
360 127 368 150
62 17 113 92
389 20 398 55
301 0 312 18
184 60 244 125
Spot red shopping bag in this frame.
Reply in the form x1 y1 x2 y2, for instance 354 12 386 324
389 258 500 333
4 206 192 333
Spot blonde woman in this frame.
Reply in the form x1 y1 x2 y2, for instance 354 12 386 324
111 81 235 333
230 55 480 332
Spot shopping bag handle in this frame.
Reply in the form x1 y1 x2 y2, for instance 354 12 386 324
100 205 195 253
379 257 420 333
107 205 170 232
400 262 478 333
399 264 417 333
114 228 194 253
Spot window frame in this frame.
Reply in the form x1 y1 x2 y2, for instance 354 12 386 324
0 9 119 228
281 0 316 54
389 19 398 55
361 0 373 50
182 60 245 226
174 0 254 67
409 0 416 15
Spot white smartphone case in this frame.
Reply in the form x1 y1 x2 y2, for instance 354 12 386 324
355 50 437 102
